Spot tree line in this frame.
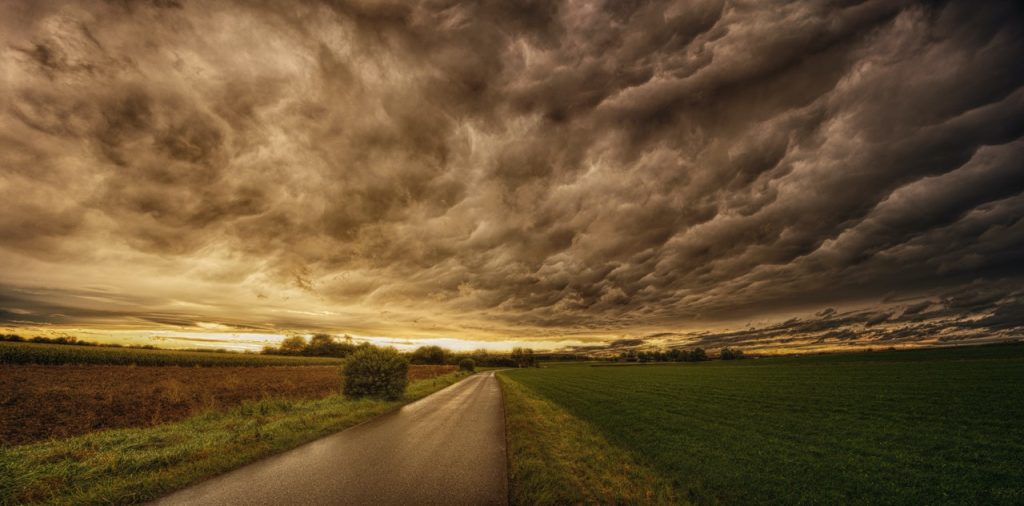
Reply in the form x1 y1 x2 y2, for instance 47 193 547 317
260 335 542 367
261 333 360 357
619 346 745 362
4 332 744 364
1 334 99 346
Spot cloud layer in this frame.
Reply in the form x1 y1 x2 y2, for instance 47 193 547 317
1 0 1023 349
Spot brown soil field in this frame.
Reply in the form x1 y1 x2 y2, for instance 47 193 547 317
0 364 456 445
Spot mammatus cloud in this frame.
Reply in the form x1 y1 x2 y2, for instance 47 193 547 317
1 0 1022 350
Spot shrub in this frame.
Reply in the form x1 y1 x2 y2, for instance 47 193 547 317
342 346 409 400
459 358 475 372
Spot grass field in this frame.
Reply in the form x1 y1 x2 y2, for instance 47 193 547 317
500 344 1024 505
0 341 342 367
0 371 468 505
499 375 678 505
1 364 456 445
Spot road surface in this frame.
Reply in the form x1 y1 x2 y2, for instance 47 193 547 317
152 371 507 506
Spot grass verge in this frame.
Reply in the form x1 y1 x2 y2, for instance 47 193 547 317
498 373 680 505
0 372 468 505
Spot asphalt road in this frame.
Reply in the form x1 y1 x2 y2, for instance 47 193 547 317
152 371 508 506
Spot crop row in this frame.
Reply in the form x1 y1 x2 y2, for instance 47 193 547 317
0 341 343 367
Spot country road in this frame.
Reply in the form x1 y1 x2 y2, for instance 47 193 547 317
152 371 508 506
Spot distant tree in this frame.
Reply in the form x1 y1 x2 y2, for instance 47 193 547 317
342 346 409 400
410 345 448 365
305 334 334 354
459 358 476 372
690 347 708 362
511 347 537 368
474 348 520 366
338 335 357 355
720 348 744 360
303 334 357 357
471 349 490 365
278 336 308 355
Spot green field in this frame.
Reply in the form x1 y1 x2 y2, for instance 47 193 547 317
500 344 1024 505
0 341 341 367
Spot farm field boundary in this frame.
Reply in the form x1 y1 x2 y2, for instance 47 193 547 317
498 373 679 505
1 364 456 445
0 341 342 367
0 372 469 505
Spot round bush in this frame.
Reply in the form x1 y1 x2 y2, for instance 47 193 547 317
459 357 475 372
342 347 409 400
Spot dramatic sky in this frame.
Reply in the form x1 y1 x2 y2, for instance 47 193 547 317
1 0 1023 352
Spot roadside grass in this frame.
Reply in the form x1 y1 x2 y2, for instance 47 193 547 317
503 344 1024 505
498 374 680 505
0 341 342 367
1 364 456 446
0 372 468 505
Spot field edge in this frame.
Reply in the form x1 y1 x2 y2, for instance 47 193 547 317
0 372 470 506
498 371 682 506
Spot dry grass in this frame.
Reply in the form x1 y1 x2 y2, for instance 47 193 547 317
1 372 467 505
0 341 342 367
407 364 458 380
0 364 455 445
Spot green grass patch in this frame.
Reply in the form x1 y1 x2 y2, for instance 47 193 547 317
503 344 1024 505
0 372 468 505
0 342 341 367
499 374 680 505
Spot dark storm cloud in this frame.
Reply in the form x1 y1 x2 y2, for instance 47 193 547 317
658 281 1024 351
1 0 1023 347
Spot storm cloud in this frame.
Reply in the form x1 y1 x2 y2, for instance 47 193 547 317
1 0 1022 349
